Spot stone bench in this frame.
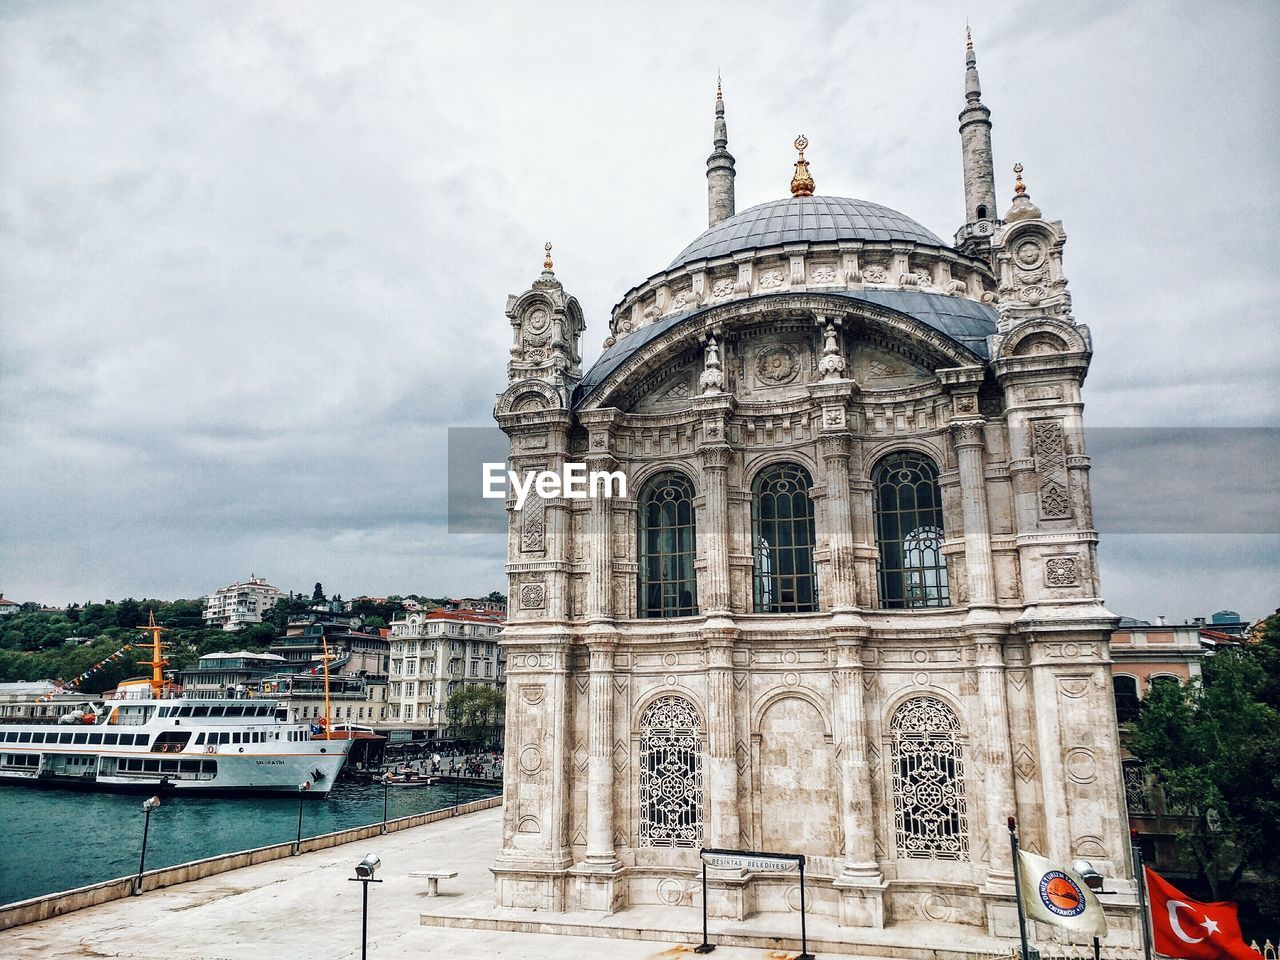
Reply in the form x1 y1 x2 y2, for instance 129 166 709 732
408 870 458 896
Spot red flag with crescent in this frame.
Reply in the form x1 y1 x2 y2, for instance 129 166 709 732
1144 867 1256 960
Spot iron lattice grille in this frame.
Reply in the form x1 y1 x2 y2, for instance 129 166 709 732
889 696 969 860
872 453 949 608
638 695 704 848
1123 761 1151 813
638 472 699 618
752 463 819 613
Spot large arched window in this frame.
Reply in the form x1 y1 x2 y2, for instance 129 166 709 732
873 453 949 608
889 696 969 860
1113 674 1140 724
638 695 703 847
752 463 818 613
638 472 698 618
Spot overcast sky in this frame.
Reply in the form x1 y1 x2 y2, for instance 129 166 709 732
1 2 1276 621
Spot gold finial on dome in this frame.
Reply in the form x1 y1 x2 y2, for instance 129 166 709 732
1013 162 1026 195
543 241 554 272
790 134 815 197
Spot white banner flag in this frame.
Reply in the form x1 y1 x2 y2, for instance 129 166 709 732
1017 849 1108 938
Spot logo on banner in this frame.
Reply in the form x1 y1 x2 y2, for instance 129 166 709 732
1038 871 1087 918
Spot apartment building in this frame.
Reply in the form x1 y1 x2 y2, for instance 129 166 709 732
201 577 281 631
386 606 505 737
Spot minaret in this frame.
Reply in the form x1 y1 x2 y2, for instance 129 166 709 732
956 27 998 257
706 75 736 226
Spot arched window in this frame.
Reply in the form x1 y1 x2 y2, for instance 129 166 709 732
873 453 949 608
1113 674 1140 724
638 695 703 847
752 463 818 613
638 472 698 618
889 696 969 860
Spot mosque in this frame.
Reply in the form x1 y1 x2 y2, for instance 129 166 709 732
491 33 1139 942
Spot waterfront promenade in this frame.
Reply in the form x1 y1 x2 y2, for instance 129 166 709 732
8 804 809 960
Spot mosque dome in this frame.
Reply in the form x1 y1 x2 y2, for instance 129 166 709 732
667 195 946 271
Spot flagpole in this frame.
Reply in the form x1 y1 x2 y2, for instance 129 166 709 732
1009 817 1033 960
1130 830 1154 960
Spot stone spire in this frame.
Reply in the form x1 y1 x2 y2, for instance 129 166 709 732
956 27 998 255
706 75 736 227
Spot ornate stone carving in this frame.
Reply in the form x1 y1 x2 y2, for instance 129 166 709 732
520 494 545 553
758 270 785 289
863 264 887 283
809 263 838 284
520 582 547 609
670 289 695 312
756 344 800 384
1045 556 1079 587
817 321 846 381
711 277 735 299
1032 419 1071 519
698 335 725 394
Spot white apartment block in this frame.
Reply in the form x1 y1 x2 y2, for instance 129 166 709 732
386 607 506 736
202 577 282 631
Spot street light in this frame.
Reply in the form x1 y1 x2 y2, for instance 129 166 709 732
382 771 393 835
294 780 312 854
348 854 383 960
135 796 161 895
1072 859 1109 960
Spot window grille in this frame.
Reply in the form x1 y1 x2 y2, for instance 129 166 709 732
752 463 818 613
638 472 699 618
889 696 969 860
638 695 703 847
873 453 949 608
1123 760 1151 813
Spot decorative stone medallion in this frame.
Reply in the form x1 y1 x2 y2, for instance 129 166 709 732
520 582 547 609
755 344 800 385
1045 556 1079 587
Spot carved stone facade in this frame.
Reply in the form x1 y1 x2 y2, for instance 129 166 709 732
489 47 1138 948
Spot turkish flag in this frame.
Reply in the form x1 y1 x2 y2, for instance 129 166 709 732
1145 867 1257 960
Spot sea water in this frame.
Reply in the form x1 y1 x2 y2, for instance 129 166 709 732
0 780 498 906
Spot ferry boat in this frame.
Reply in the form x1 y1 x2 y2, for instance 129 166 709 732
0 615 354 795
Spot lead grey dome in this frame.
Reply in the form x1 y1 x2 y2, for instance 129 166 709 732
668 195 946 270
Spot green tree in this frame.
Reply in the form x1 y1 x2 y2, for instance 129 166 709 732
445 685 505 747
312 582 326 603
1129 628 1280 901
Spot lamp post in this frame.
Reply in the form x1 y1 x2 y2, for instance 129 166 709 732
1072 859 1109 960
134 796 161 895
294 780 311 854
348 854 383 960
382 771 392 835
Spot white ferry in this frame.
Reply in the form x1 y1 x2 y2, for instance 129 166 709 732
0 615 353 796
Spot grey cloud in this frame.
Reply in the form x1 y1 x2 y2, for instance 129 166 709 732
1 1 1276 616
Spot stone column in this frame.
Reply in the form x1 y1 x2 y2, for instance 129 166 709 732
700 444 732 614
585 642 617 862
819 433 859 611
830 632 886 926
975 636 1017 885
951 419 996 608
584 457 615 622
